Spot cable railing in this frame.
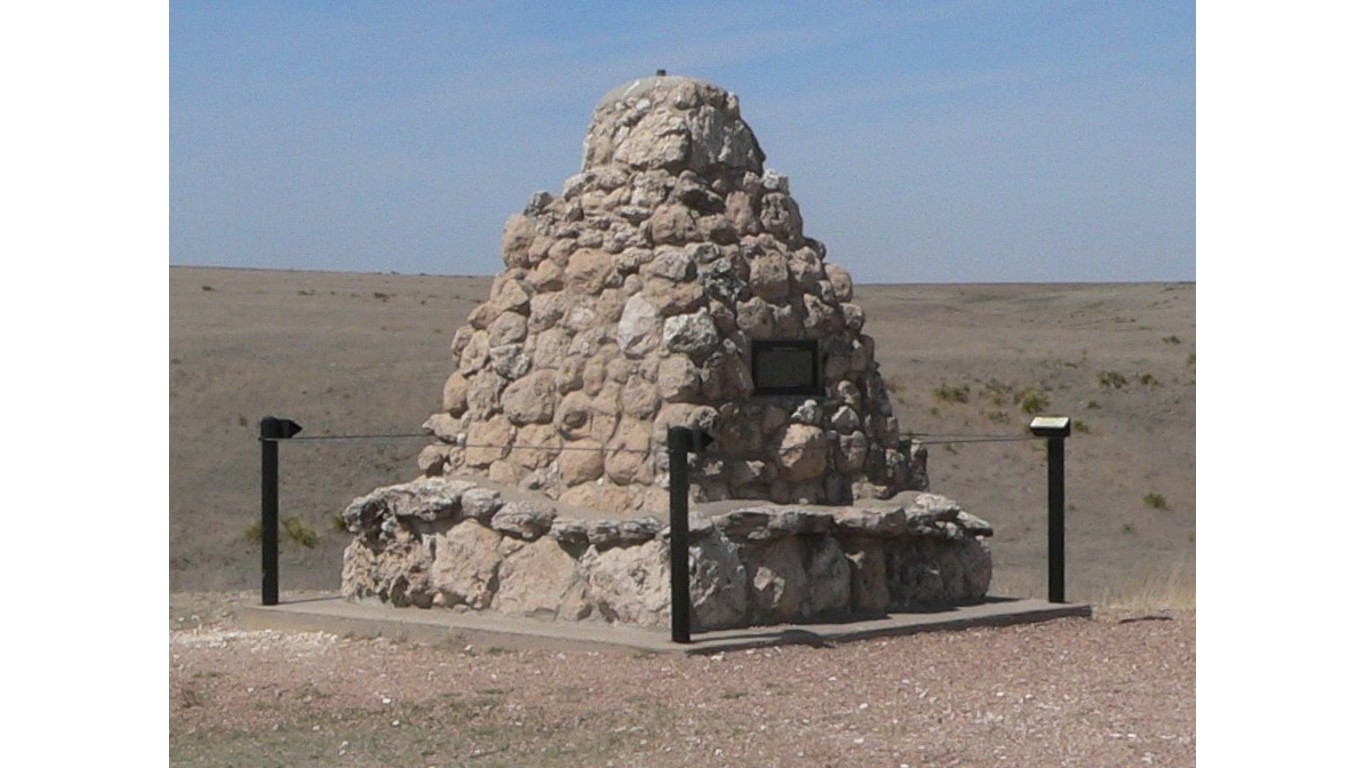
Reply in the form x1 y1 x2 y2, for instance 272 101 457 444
257 414 1073 642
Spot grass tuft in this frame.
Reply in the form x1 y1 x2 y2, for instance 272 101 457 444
283 516 320 548
1102 558 1195 610
1097 370 1128 389
1017 387 1049 415
934 382 970 404
1143 492 1168 510
243 517 319 548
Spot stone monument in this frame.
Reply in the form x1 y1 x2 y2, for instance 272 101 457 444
340 74 994 631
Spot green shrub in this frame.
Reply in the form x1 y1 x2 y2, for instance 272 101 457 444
1143 492 1168 510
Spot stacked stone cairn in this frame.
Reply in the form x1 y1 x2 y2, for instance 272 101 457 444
341 75 994 631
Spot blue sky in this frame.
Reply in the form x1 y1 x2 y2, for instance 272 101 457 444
170 1 1194 283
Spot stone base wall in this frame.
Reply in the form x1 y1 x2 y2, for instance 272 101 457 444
341 478 992 631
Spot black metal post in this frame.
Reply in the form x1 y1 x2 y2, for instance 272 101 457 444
667 426 692 643
259 416 302 607
1047 435 1066 603
260 418 281 606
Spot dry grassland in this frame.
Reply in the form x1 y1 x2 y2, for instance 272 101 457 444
170 266 1195 607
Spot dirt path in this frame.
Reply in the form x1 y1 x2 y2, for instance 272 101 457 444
170 593 1193 766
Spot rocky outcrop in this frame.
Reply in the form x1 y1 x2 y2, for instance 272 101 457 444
417 74 926 514
341 478 991 631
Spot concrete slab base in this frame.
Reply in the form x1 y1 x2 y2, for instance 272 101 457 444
239 596 1092 656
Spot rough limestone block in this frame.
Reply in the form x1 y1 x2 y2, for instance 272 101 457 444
487 312 528 347
748 251 790 301
580 539 671 627
507 422 558 471
775 423 828 482
557 442 604 487
566 248 613 296
464 414 514 468
744 537 809 621
826 263 854 302
501 214 538 268
491 537 581 618
489 343 532 379
490 501 557 540
836 431 870 473
689 530 749 630
657 355 700 401
416 445 449 477
501 370 557 426
422 412 462 443
441 372 470 416
463 370 504 420
841 538 890 613
806 536 852 615
429 520 503 609
528 292 569 333
459 487 504 522
491 278 531 315
341 477 473 535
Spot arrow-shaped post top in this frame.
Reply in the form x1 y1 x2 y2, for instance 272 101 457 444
259 416 304 440
690 425 714 454
666 425 714 454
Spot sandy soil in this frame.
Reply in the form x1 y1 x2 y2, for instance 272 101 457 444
169 266 1194 605
170 592 1194 767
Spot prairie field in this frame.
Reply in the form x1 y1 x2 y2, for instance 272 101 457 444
169 266 1195 607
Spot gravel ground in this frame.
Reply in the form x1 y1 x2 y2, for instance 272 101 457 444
169 593 1193 766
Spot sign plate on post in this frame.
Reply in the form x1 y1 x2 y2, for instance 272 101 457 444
1028 415 1070 603
1028 416 1071 436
